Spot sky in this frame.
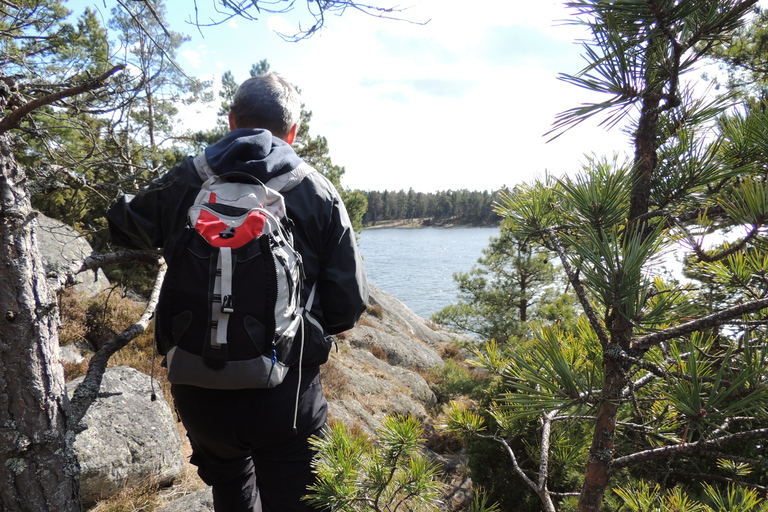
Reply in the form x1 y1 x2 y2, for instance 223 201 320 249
70 0 644 192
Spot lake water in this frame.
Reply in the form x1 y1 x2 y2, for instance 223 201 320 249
358 227 500 319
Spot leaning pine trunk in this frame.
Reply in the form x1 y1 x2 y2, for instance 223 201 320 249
0 132 81 511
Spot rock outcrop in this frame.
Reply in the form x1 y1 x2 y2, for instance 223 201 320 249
323 284 470 435
67 366 184 506
157 488 214 512
36 213 110 297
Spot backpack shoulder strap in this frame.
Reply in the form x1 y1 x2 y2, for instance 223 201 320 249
265 162 316 193
192 153 215 181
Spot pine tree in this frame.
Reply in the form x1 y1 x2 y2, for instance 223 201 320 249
433 219 577 342
448 2 768 511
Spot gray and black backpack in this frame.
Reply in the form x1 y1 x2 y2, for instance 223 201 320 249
155 154 323 389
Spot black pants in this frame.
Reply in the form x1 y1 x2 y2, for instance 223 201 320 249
171 368 327 512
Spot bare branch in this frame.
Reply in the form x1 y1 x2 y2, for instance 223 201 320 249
136 0 172 38
79 250 162 273
537 411 556 504
610 428 768 473
67 258 166 428
115 0 188 78
476 412 560 512
673 216 761 263
632 297 768 350
188 0 427 42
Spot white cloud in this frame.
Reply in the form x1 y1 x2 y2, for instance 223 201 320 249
259 2 629 192
180 49 202 68
163 0 634 192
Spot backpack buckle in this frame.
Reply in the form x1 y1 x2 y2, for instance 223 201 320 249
221 295 234 314
219 226 235 239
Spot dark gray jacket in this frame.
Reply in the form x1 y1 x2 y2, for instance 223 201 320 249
107 128 368 337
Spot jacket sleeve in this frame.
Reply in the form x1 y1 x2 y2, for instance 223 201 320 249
286 172 369 335
107 159 198 254
107 187 166 251
317 192 369 334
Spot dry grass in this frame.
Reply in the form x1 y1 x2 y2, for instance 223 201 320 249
356 316 378 329
424 426 465 454
369 344 387 362
59 287 89 346
62 289 172 405
63 360 90 382
86 460 206 512
366 303 384 319
319 357 351 401
85 289 153 351
439 343 462 362
85 480 159 512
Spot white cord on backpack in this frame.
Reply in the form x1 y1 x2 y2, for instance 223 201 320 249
292 283 316 435
292 314 305 435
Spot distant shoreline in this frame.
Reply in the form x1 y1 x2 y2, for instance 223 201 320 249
363 218 501 230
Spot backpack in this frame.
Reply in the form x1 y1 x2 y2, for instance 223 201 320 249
155 154 317 389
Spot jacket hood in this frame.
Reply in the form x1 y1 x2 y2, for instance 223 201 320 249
204 128 303 181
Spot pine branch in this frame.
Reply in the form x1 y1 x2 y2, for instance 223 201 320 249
610 427 768 472
617 350 730 386
544 227 611 348
674 216 761 263
67 258 166 428
632 297 768 350
681 1 760 56
0 65 125 134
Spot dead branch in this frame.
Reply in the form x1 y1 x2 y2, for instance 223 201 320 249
476 411 560 512
79 250 162 273
67 257 166 428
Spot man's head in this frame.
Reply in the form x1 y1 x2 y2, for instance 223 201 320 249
229 72 301 144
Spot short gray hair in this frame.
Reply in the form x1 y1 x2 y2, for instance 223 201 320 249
230 72 301 137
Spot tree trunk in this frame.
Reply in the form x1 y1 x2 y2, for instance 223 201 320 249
578 361 622 512
0 133 81 511
578 95 660 512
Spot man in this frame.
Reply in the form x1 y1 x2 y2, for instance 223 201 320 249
107 72 369 512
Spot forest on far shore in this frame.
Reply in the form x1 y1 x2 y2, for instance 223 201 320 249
361 188 504 226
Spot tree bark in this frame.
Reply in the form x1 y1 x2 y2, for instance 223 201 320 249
0 133 81 511
578 362 622 512
578 94 661 512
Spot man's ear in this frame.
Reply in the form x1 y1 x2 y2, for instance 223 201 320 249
228 111 237 131
285 123 299 145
